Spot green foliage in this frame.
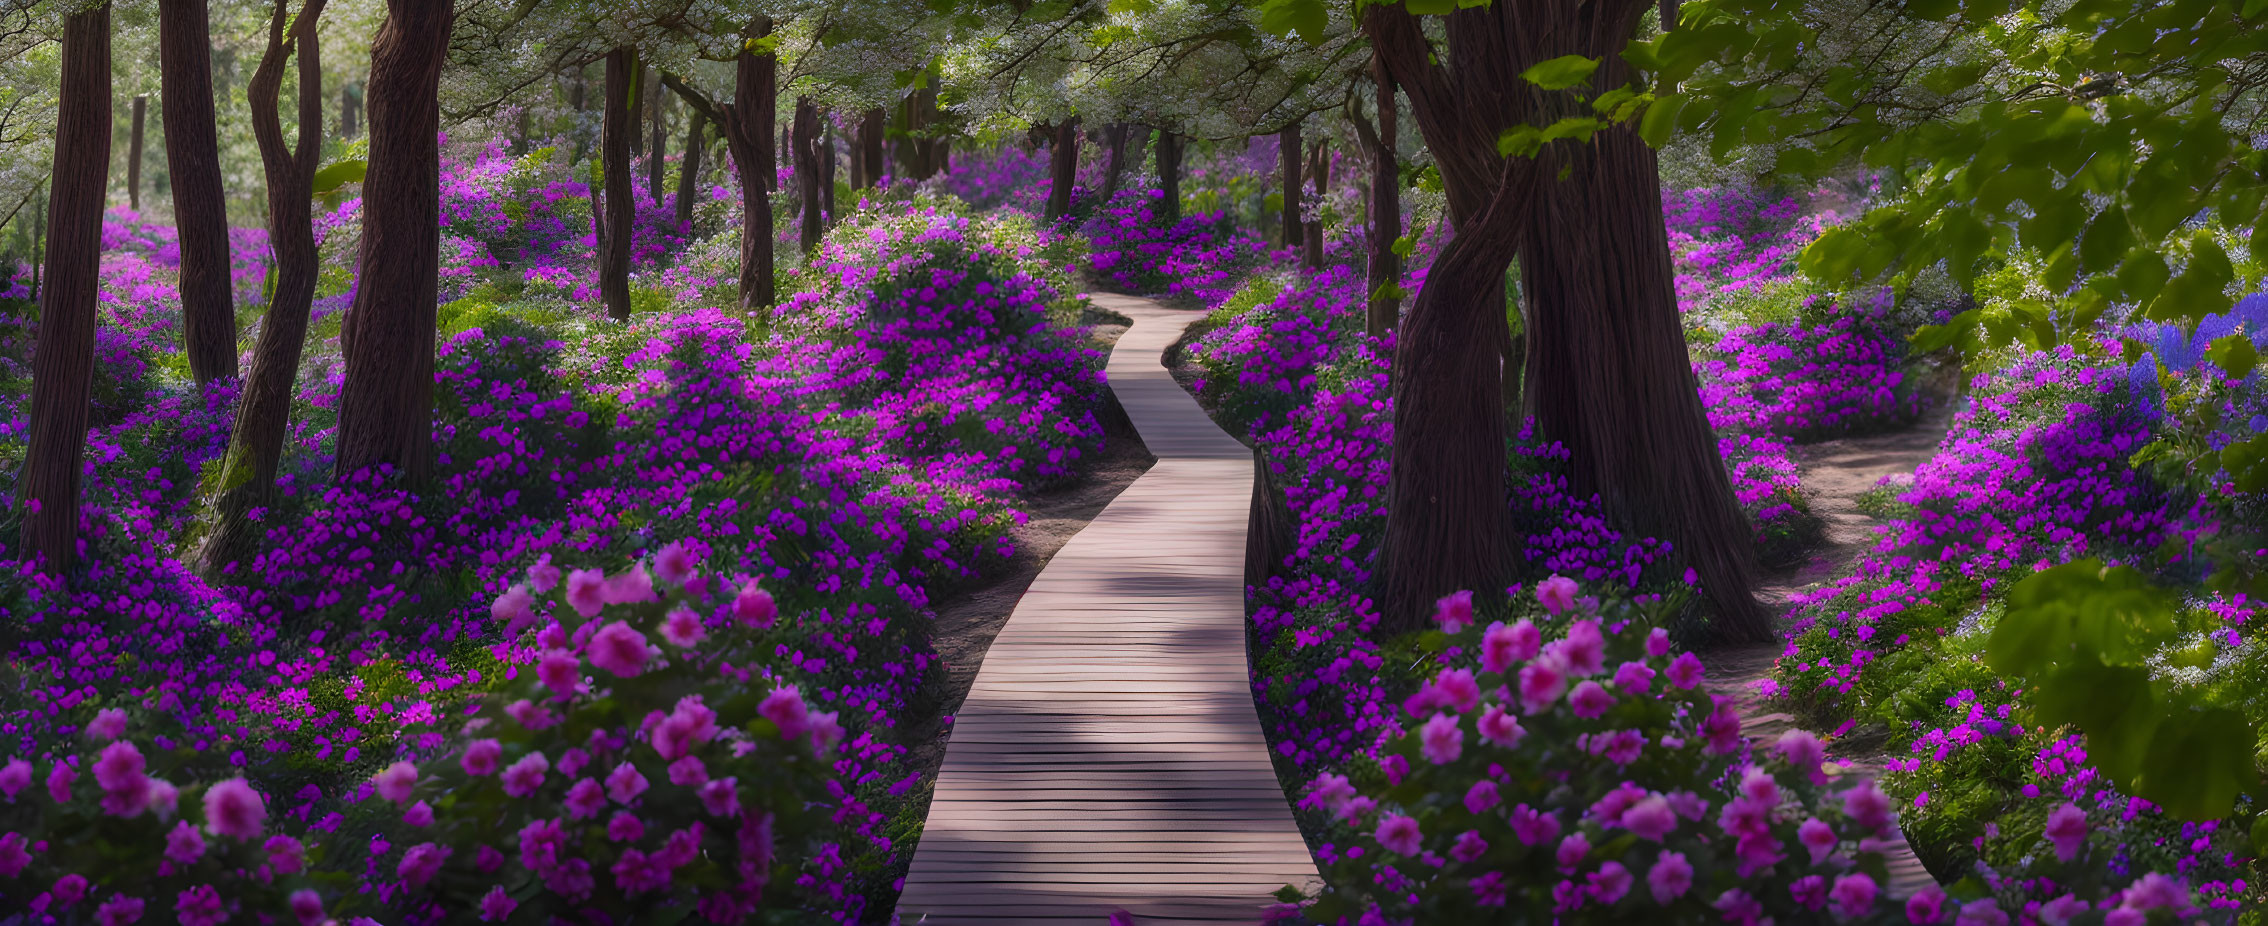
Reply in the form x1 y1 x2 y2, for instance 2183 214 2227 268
1520 54 1600 90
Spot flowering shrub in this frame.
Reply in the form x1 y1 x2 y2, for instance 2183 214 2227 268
1082 189 1276 303
1697 309 1926 442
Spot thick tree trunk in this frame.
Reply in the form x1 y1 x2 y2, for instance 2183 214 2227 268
1044 117 1080 222
821 121 837 221
792 96 823 253
19 3 111 575
126 95 145 211
1246 445 1297 587
332 0 451 482
1521 125 1767 641
1279 123 1303 248
627 61 645 159
858 107 886 189
893 88 943 180
200 0 327 576
1360 59 1402 339
1303 138 1328 268
160 0 240 387
1155 131 1181 222
1099 123 1128 204
720 20 776 310
675 110 704 231
647 81 668 201
599 47 634 320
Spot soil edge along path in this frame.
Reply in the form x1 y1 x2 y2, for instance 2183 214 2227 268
897 293 1321 924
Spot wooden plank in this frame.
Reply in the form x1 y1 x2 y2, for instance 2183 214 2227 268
899 297 1318 925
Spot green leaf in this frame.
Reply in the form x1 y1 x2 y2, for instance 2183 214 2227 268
2077 208 2132 276
1391 235 1419 259
1256 0 1327 42
1638 93 1685 148
2135 707 2257 820
1521 55 1601 91
310 158 367 196
1910 309 1980 354
2206 334 2259 378
2223 435 2268 494
2029 660 2156 782
1403 0 1457 14
1986 560 2178 676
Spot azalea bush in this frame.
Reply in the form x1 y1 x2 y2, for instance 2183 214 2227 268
1082 189 1276 304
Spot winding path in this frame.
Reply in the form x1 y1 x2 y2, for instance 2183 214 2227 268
897 294 1320 924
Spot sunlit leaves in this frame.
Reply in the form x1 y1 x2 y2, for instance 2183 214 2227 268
1257 0 1328 43
1520 55 1599 90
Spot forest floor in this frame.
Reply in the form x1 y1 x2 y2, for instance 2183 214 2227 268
1705 397 1960 897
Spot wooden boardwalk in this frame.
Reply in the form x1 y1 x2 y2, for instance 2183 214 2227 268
897 294 1320 924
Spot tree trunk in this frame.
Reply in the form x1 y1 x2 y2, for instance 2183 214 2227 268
160 0 240 387
627 60 645 159
332 0 451 482
200 0 327 576
821 120 837 222
720 19 776 310
599 47 634 320
340 80 359 137
1099 123 1128 204
792 96 823 253
1360 58 1402 340
1279 122 1303 249
1246 445 1297 587
894 88 942 180
1303 138 1327 268
125 95 145 211
647 80 668 202
675 109 705 231
19 2 111 575
1044 117 1080 222
1155 130 1181 222
859 107 886 189
848 118 866 191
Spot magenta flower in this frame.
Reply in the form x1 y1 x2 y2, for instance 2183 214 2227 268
536 649 583 695
758 686 811 737
601 565 656 605
565 568 607 617
1481 619 1541 672
1434 589 1474 633
586 621 652 677
0 833 29 877
1797 817 1837 864
1432 668 1481 713
1647 850 1693 903
146 778 178 817
201 777 265 839
1588 860 1633 904
668 755 709 787
1841 779 1894 835
372 760 417 803
1477 704 1525 747
2043 801 2087 862
1567 681 1614 719
660 607 707 647
46 761 76 804
404 799 434 827
1375 813 1421 855
504 699 558 731
732 582 778 628
1449 828 1489 863
1612 661 1656 694
0 758 29 799
1535 575 1578 613
87 708 129 741
53 873 88 907
92 741 150 816
478 885 518 922
697 777 740 817
1645 627 1672 657
1555 832 1591 869
490 585 535 632
1955 899 2008 926
606 762 650 804
501 752 549 798
1418 713 1462 764
1665 651 1706 689
288 889 324 926
608 811 645 842
1830 873 1879 917
1463 780 1500 814
398 842 450 888
266 834 306 874
652 541 698 585
1557 620 1606 676
163 819 206 864
95 895 145 926
564 778 606 818
1518 659 1569 714
1510 804 1561 845
174 886 225 926
1621 794 1677 841
518 817 569 872
527 556 562 593
460 738 503 776
1790 874 1828 910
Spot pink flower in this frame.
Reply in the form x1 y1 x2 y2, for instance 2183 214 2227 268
2043 802 2087 862
606 762 650 804
733 582 778 628
95 895 145 926
1620 794 1677 841
501 752 549 798
397 842 450 888
1556 832 1590 869
1791 874 1828 910
1777 729 1826 776
1518 659 1569 714
601 565 656 605
1558 619 1606 675
475 844 505 873
660 607 707 647
461 739 503 776
1464 780 1500 814
1733 832 1783 875
1955 899 2008 926
697 777 740 817
1482 619 1542 672
175 885 226 926
758 687 811 737
668 756 709 787
1798 817 1837 864
519 818 569 872
1374 813 1422 855
266 835 305 874
2119 872 2188 910
528 555 562 592
1842 779 1894 835
536 650 583 695
1434 590 1474 633
87 708 129 741
586 621 652 677
1588 861 1632 904
651 696 719 760
1739 766 1781 804
565 778 606 818
1419 713 1463 764
1510 804 1561 845
491 585 535 632
1450 828 1489 863
1645 627 1671 657
1535 575 1578 613
1477 704 1525 747
47 761 75 804
1830 873 1879 917
608 811 645 842
1432 668 1481 712
505 699 558 730
1907 891 1949 926
372 760 418 803
2039 895 2088 926
1307 773 1356 812
1568 681 1614 718
565 568 608 617
1647 851 1693 903
145 778 179 817
557 747 591 778
478 885 518 922
202 778 265 839
289 889 324 926
1716 888 1764 925
653 541 698 585
93 741 149 816
53 873 88 906
164 819 206 864
1612 661 1656 694
0 832 29 876
0 757 29 799
1666 651 1706 689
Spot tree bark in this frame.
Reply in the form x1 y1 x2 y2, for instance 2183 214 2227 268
1246 445 1297 588
627 60 646 159
1353 57 1402 340
1279 122 1303 248
19 3 111 575
1155 130 1181 222
821 119 837 222
200 0 326 576
720 19 776 309
858 107 886 189
792 96 823 252
126 95 145 211
160 0 240 387
332 0 451 482
1044 117 1080 222
647 79 668 202
1303 137 1327 268
894 88 943 180
674 109 705 231
599 47 634 320
1099 122 1128 204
